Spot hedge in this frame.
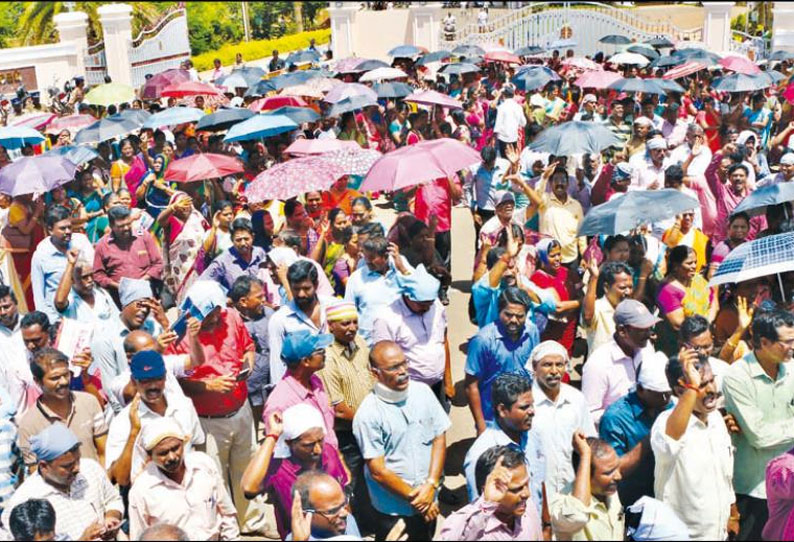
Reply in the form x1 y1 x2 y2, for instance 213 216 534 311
191 29 332 71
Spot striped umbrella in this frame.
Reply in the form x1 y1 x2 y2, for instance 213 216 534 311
46 114 96 135
710 231 794 291
662 61 707 80
11 112 56 131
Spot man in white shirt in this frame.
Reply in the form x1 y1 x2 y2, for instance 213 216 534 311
651 350 739 540
493 85 526 158
530 341 596 498
574 94 604 122
669 123 712 177
630 137 669 191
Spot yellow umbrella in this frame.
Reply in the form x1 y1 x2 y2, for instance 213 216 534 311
83 83 136 107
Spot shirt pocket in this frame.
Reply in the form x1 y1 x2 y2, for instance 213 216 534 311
416 418 437 445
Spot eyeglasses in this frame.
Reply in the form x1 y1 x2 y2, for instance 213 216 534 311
305 496 349 520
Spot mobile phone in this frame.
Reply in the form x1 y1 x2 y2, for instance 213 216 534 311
236 368 252 382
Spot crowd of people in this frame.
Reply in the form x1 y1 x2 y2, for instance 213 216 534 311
1 27 794 542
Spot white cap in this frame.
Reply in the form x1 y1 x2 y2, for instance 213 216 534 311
781 153 794 166
140 418 186 451
646 137 667 151
637 351 671 393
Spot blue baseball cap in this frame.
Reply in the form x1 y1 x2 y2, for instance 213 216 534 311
281 330 333 364
130 350 166 381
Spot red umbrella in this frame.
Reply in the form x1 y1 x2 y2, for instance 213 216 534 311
140 69 191 100
718 55 761 76
662 61 707 80
12 112 57 131
484 51 522 64
249 95 308 112
161 81 223 99
164 153 244 182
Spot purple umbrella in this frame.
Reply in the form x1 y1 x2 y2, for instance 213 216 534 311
0 156 77 196
324 83 378 104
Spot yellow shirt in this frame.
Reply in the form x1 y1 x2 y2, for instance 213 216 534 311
539 191 585 264
550 493 624 541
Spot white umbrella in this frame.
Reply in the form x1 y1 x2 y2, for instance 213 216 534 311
608 52 650 66
359 67 409 82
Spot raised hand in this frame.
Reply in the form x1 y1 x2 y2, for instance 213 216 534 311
678 347 703 391
483 455 512 503
291 490 312 542
736 295 754 331
267 411 284 438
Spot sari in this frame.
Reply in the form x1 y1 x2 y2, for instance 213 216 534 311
656 274 713 355
162 192 208 304
530 241 578 356
2 201 42 309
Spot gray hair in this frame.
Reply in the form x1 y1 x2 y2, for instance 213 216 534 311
72 259 93 279
139 523 190 541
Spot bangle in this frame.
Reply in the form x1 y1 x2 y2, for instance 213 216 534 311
265 433 280 441
683 383 700 393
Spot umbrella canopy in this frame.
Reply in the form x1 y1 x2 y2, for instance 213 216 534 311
608 52 650 66
403 90 463 109
359 67 408 82
249 95 308 113
83 83 135 107
719 55 761 75
11 112 56 131
246 156 347 202
763 70 786 85
244 79 278 97
0 126 45 149
573 70 622 89
530 121 621 155
141 69 190 100
74 114 141 144
46 114 96 135
334 57 368 73
647 36 675 48
360 138 481 192
652 55 686 69
388 44 424 57
730 183 794 217
416 51 452 66
44 145 100 167
373 82 415 98
657 79 686 93
356 59 390 72
561 57 602 71
0 156 77 196
439 63 481 76
322 148 382 176
627 45 660 60
712 73 771 93
285 139 361 156
515 45 545 56
710 231 794 287
579 190 700 235
224 114 298 142
662 61 707 79
161 81 223 98
324 83 378 104
512 66 561 91
548 38 577 49
769 50 794 62
279 83 325 99
600 34 632 45
285 50 321 65
118 109 151 125
263 106 320 124
608 78 667 95
195 108 255 131
215 69 264 90
452 44 486 56
484 51 521 64
143 107 204 129
675 48 721 65
164 153 244 182
328 95 379 117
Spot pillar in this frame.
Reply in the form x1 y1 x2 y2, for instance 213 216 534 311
702 2 734 53
328 2 358 60
98 3 133 86
410 2 443 53
773 1 794 53
54 10 89 76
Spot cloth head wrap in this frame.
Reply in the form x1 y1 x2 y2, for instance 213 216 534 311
529 340 570 367
535 238 559 267
119 277 153 307
326 300 358 322
141 417 186 451
183 280 228 317
274 403 327 459
30 423 80 462
395 264 440 302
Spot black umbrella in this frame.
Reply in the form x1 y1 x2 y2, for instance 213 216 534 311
600 34 632 45
647 36 675 48
627 45 660 60
651 55 685 69
452 44 485 56
515 45 545 56
712 73 772 93
195 108 255 132
416 51 452 66
675 48 721 65
356 59 390 72
373 82 414 98
511 66 561 91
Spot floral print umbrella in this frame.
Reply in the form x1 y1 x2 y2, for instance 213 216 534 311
245 156 346 202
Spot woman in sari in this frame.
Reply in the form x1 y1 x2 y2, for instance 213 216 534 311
69 170 105 243
136 153 176 222
656 245 718 356
313 208 356 296
2 195 44 309
156 191 208 305
529 238 581 356
110 138 136 192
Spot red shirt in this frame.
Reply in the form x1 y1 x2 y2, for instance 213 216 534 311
415 177 459 233
168 308 254 417
92 231 164 289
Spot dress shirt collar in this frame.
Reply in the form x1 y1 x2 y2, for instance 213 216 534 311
146 453 203 490
330 337 361 360
746 351 788 382
532 380 573 408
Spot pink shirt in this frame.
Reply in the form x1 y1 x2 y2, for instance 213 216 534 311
702 153 766 243
415 177 460 233
439 496 543 541
263 373 338 449
764 450 794 541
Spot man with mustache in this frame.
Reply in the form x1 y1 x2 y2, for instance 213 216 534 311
200 218 269 291
723 308 794 540
17 348 107 472
582 261 635 354
128 418 239 541
105 350 204 487
650 349 738 540
353 340 450 541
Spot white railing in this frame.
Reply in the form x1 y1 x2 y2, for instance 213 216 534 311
129 8 191 87
84 40 107 86
730 29 770 60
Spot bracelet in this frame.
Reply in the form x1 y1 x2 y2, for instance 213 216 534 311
425 478 441 489
683 383 700 393
265 433 280 441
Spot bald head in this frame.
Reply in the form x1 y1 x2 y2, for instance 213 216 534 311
140 523 189 541
123 330 158 363
294 471 341 509
294 471 349 537
369 340 403 370
369 340 409 391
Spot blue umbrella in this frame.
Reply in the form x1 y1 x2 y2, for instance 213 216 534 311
452 44 485 56
627 45 660 60
388 44 423 57
731 183 794 217
0 126 45 149
0 155 77 196
712 73 771 93
286 50 321 65
439 63 480 76
762 70 786 85
657 79 686 93
356 59 390 71
512 66 561 91
651 55 685 69
373 82 414 98
263 106 320 125
244 79 277 97
328 95 378 117
548 38 577 49
608 78 667 95
416 51 451 66
675 48 721 65
770 50 794 62
143 107 204 129
600 35 632 45
45 145 100 166
530 121 621 156
74 114 141 144
647 36 675 48
515 45 545 56
267 71 321 91
579 189 700 235
118 109 150 124
215 69 264 89
196 108 255 132
223 114 298 143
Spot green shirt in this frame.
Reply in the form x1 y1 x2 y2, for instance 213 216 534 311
723 352 794 498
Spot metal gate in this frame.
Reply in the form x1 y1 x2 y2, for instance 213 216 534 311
129 8 191 88
84 41 107 87
445 2 703 55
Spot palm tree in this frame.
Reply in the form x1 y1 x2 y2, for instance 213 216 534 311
293 2 304 33
18 1 166 45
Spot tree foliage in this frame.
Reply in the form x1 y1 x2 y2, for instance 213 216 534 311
185 2 244 56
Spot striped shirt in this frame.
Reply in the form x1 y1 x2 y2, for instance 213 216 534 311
0 418 18 512
318 336 374 432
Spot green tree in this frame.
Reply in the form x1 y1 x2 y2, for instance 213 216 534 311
185 2 244 56
0 3 24 48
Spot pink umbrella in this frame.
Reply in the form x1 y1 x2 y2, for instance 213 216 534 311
164 153 244 182
245 156 347 201
360 138 480 192
12 112 57 131
324 83 378 104
161 81 223 98
573 71 622 89
562 57 603 71
140 69 191 100
403 90 463 110
249 96 308 112
719 55 761 75
46 114 97 135
334 57 368 73
484 51 521 64
285 138 361 155
323 148 382 176
662 61 707 80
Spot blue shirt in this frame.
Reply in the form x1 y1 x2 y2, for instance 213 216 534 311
464 158 511 211
30 234 94 324
465 320 540 422
471 274 556 329
353 382 451 517
200 246 269 291
599 391 672 506
344 260 406 345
